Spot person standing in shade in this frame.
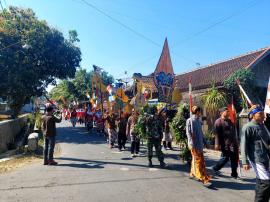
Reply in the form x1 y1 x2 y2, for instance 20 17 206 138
42 106 62 165
118 112 128 151
212 107 239 179
144 106 166 168
186 106 211 185
241 105 270 202
127 109 140 157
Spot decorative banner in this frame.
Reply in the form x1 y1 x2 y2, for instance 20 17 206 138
144 89 151 100
115 88 128 103
172 88 181 104
154 71 174 103
153 38 175 103
264 77 270 114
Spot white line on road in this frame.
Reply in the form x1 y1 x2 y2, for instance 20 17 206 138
120 167 130 171
149 168 159 172
111 151 123 154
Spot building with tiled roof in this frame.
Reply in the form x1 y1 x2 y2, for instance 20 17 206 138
176 47 270 92
132 41 270 104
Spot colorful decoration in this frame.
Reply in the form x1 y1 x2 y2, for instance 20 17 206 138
153 38 175 103
154 71 174 103
144 89 151 100
172 88 182 104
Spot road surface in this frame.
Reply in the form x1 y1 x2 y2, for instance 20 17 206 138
0 121 256 202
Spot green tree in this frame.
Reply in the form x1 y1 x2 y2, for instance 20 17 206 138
49 80 76 103
49 69 114 104
223 68 255 110
69 30 80 43
0 7 81 117
100 71 114 86
202 84 227 128
72 68 91 101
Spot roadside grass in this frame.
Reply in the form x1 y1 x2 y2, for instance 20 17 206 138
0 136 61 174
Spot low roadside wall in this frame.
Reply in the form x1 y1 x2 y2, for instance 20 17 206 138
0 114 28 153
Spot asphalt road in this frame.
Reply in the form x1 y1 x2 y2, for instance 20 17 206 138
0 121 256 202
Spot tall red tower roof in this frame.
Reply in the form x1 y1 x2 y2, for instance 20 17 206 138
154 38 174 75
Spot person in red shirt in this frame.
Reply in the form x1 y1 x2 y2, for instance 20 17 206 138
70 108 77 127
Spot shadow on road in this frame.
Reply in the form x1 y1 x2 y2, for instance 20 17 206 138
0 175 181 191
210 179 255 191
54 156 189 173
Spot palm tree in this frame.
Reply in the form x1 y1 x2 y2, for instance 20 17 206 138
202 84 227 129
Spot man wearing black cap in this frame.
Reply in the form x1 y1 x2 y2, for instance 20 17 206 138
212 107 239 179
42 106 62 165
241 105 270 202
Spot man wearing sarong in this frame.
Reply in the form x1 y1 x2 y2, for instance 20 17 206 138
186 106 211 185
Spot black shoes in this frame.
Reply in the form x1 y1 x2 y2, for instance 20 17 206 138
148 160 153 168
160 161 167 169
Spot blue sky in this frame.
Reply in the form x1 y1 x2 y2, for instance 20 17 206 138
6 0 270 80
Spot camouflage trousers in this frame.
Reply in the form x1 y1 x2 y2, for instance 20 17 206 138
147 138 164 162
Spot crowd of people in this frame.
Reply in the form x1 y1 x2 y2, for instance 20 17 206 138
41 103 270 202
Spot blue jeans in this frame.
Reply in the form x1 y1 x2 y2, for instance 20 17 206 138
44 136 56 163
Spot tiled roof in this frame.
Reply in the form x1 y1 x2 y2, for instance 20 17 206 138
175 47 270 92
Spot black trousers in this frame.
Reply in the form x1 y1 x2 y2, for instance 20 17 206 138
147 138 164 162
255 179 270 202
44 136 56 163
118 133 127 150
131 139 140 154
213 149 238 177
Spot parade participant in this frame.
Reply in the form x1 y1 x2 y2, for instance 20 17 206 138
70 108 77 127
85 107 94 131
127 109 140 157
144 106 166 168
117 112 128 151
42 106 62 165
186 106 211 185
96 109 105 134
162 111 173 150
241 105 270 202
105 113 117 149
76 107 84 125
212 107 239 179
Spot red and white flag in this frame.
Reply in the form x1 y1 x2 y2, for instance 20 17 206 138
227 96 237 125
189 77 192 115
264 77 270 114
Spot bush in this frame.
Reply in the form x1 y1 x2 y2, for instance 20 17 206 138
170 103 191 163
204 130 215 145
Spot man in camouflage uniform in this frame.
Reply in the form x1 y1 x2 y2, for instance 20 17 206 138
144 106 166 168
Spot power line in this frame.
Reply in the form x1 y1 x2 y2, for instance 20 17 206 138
0 0 4 12
3 0 7 8
129 0 264 71
172 0 263 49
79 0 160 47
74 0 198 66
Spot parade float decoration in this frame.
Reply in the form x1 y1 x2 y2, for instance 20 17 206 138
131 38 178 110
153 38 175 103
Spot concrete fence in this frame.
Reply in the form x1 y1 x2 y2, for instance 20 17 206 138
0 114 29 153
